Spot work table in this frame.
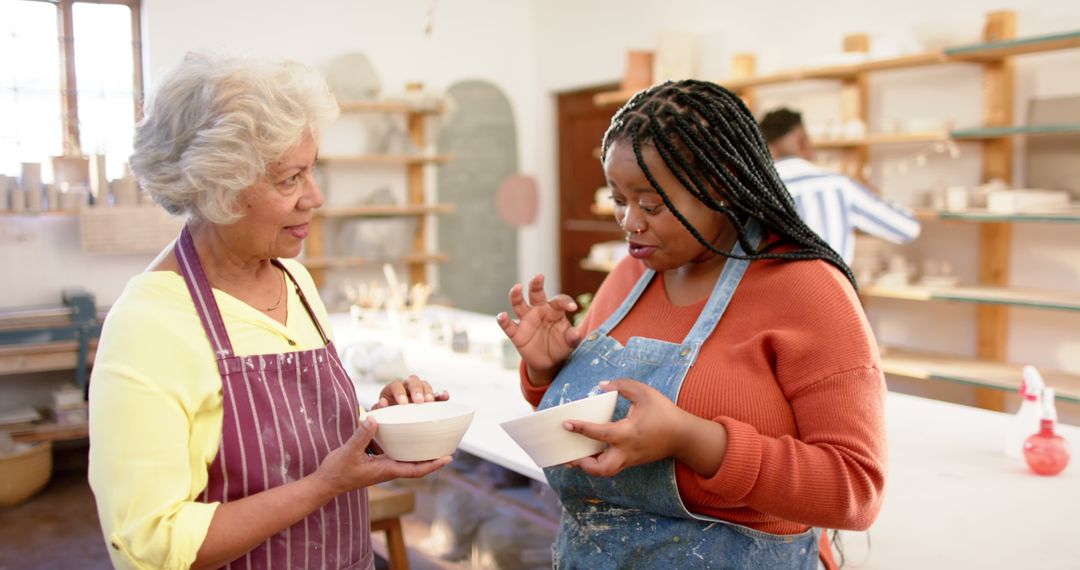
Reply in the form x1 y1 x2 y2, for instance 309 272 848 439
330 307 1080 569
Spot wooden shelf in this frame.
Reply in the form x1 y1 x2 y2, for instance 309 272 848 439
0 340 98 377
590 204 614 217
0 211 78 218
586 13 1079 414
337 100 444 114
862 284 1080 313
580 259 616 273
594 89 639 107
814 131 950 149
7 421 89 444
318 154 452 166
592 28 1080 107
314 203 455 218
881 348 1080 403
915 207 1080 224
314 90 449 289
302 253 449 270
811 123 1080 150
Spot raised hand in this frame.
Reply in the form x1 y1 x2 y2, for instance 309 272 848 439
496 274 584 376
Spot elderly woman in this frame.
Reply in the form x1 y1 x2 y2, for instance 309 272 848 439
88 53 449 570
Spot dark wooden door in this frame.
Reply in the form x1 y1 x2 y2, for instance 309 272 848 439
557 85 622 304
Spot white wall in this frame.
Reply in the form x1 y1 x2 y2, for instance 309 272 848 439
4 0 1078 379
2 0 541 309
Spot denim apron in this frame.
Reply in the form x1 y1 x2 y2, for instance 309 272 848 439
540 223 819 569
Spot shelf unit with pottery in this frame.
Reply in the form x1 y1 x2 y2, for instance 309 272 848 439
305 99 453 288
591 11 1080 411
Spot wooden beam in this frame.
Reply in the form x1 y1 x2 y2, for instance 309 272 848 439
57 0 80 155
730 54 756 111
973 11 1017 412
407 101 428 287
130 0 145 122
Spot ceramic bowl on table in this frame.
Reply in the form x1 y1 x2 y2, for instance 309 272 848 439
365 401 475 462
500 391 618 468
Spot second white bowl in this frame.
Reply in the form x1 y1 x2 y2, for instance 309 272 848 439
366 401 475 462
500 391 618 468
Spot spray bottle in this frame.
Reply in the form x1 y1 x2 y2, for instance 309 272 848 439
1023 387 1071 476
1004 365 1044 459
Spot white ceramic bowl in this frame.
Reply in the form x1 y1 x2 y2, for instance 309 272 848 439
499 391 618 468
366 401 475 462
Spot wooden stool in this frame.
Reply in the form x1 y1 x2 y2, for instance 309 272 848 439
368 485 416 570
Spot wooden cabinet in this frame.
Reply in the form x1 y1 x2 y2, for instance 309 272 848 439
591 11 1080 409
556 85 623 302
304 100 454 289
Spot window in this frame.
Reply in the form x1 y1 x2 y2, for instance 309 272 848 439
0 0 142 181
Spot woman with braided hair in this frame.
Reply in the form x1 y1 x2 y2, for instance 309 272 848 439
497 80 885 569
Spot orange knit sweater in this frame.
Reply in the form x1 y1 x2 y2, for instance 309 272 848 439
523 254 887 536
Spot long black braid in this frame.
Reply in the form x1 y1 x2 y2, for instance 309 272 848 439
601 80 857 288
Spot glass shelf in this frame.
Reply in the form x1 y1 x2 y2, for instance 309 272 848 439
301 253 449 270
593 28 1080 107
945 30 1080 61
951 124 1080 138
881 348 1080 403
318 154 452 165
917 208 1080 224
314 204 455 218
862 284 1080 313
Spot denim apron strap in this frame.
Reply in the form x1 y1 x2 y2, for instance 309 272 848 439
680 220 763 359
592 265 656 337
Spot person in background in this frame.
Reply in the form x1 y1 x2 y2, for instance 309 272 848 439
498 80 886 569
759 107 920 265
88 53 451 570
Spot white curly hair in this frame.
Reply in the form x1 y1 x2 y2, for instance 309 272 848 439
131 52 339 224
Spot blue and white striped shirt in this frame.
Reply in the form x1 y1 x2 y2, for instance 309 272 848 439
774 157 921 264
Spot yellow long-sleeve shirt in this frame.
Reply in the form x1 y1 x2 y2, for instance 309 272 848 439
88 259 333 569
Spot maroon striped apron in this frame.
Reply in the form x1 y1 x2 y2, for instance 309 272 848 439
176 226 372 569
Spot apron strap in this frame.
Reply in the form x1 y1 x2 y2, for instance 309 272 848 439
275 260 330 346
595 221 763 343
594 269 656 336
682 220 762 344
175 225 236 360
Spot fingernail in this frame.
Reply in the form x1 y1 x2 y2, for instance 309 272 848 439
397 395 408 404
598 380 609 386
362 417 373 429
563 421 574 431
569 303 577 310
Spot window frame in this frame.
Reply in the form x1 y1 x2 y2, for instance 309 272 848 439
23 0 144 156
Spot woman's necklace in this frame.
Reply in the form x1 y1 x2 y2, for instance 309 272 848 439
263 268 285 312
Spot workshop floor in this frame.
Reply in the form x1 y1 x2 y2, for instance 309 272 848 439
0 443 466 570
